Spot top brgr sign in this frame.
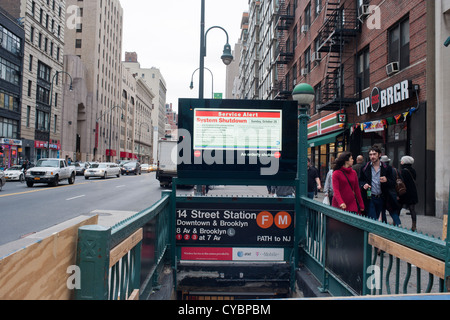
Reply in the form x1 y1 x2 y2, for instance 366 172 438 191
356 80 411 117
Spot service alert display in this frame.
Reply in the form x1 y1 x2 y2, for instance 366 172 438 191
193 109 282 151
175 203 294 247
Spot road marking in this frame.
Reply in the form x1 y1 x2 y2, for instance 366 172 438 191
116 185 126 188
66 195 86 201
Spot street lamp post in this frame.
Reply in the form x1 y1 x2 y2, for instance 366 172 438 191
198 0 233 99
190 67 214 98
48 71 73 158
292 83 315 269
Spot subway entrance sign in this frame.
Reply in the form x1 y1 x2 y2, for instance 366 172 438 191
174 98 298 298
175 202 294 247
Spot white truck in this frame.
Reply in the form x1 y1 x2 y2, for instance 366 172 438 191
25 158 76 187
156 139 177 188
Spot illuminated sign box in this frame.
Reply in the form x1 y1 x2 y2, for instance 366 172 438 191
177 99 298 181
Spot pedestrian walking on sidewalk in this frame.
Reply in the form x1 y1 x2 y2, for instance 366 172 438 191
398 156 418 231
331 152 365 215
380 155 402 226
323 168 334 205
359 145 394 221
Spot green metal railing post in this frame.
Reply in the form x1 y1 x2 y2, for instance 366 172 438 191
76 225 111 300
294 106 310 269
445 183 450 291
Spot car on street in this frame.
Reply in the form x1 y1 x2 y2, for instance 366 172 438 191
74 162 90 176
121 161 141 175
25 158 76 187
141 164 151 173
84 162 120 179
0 170 5 191
4 165 24 181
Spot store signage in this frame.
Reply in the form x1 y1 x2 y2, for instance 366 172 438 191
175 204 294 247
0 138 22 146
34 140 61 150
356 80 410 116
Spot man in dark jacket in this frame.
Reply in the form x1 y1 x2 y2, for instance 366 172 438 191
359 146 395 220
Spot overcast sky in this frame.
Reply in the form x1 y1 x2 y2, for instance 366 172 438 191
120 0 249 112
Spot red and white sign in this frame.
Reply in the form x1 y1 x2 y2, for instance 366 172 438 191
193 108 282 151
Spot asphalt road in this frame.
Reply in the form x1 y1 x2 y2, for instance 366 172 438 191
0 171 166 246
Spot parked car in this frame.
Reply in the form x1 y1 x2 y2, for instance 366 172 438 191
121 161 141 175
84 162 120 179
4 165 24 181
0 170 5 191
141 164 150 173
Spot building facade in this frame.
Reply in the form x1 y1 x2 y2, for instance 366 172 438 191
65 0 124 163
134 77 154 164
0 7 24 168
237 0 441 216
0 0 67 162
123 52 167 163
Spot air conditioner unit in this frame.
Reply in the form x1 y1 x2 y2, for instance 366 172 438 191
301 25 309 34
311 51 322 62
301 68 308 76
386 61 399 76
358 4 370 20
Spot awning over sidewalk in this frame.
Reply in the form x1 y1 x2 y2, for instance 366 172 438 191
307 130 344 148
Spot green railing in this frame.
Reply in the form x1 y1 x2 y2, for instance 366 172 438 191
75 191 172 300
300 195 450 296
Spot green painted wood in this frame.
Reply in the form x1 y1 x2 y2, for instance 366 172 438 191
76 225 111 300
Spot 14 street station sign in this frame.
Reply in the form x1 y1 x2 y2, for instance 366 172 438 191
175 204 294 247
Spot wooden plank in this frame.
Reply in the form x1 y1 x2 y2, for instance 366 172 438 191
109 228 143 267
0 215 98 300
127 289 139 300
368 233 445 279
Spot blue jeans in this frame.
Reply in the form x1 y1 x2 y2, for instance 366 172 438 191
368 197 384 220
307 192 315 199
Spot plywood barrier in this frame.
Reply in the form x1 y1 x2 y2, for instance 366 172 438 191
0 216 98 300
368 233 445 279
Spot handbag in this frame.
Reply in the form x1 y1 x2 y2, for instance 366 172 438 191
394 168 407 196
341 170 361 212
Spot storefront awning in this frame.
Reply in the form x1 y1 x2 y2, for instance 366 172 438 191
307 130 344 148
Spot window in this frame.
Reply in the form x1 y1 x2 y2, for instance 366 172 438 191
0 57 20 85
0 117 19 139
36 109 49 131
37 61 51 82
304 3 311 28
0 91 19 112
36 85 50 105
304 47 311 73
388 18 410 70
0 25 22 55
27 106 31 127
357 47 370 91
75 39 82 48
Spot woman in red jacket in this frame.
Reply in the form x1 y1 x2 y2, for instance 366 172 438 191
332 152 365 215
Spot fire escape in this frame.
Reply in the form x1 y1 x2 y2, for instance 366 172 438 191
317 0 359 111
275 0 294 100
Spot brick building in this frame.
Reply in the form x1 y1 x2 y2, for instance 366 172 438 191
272 0 433 215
